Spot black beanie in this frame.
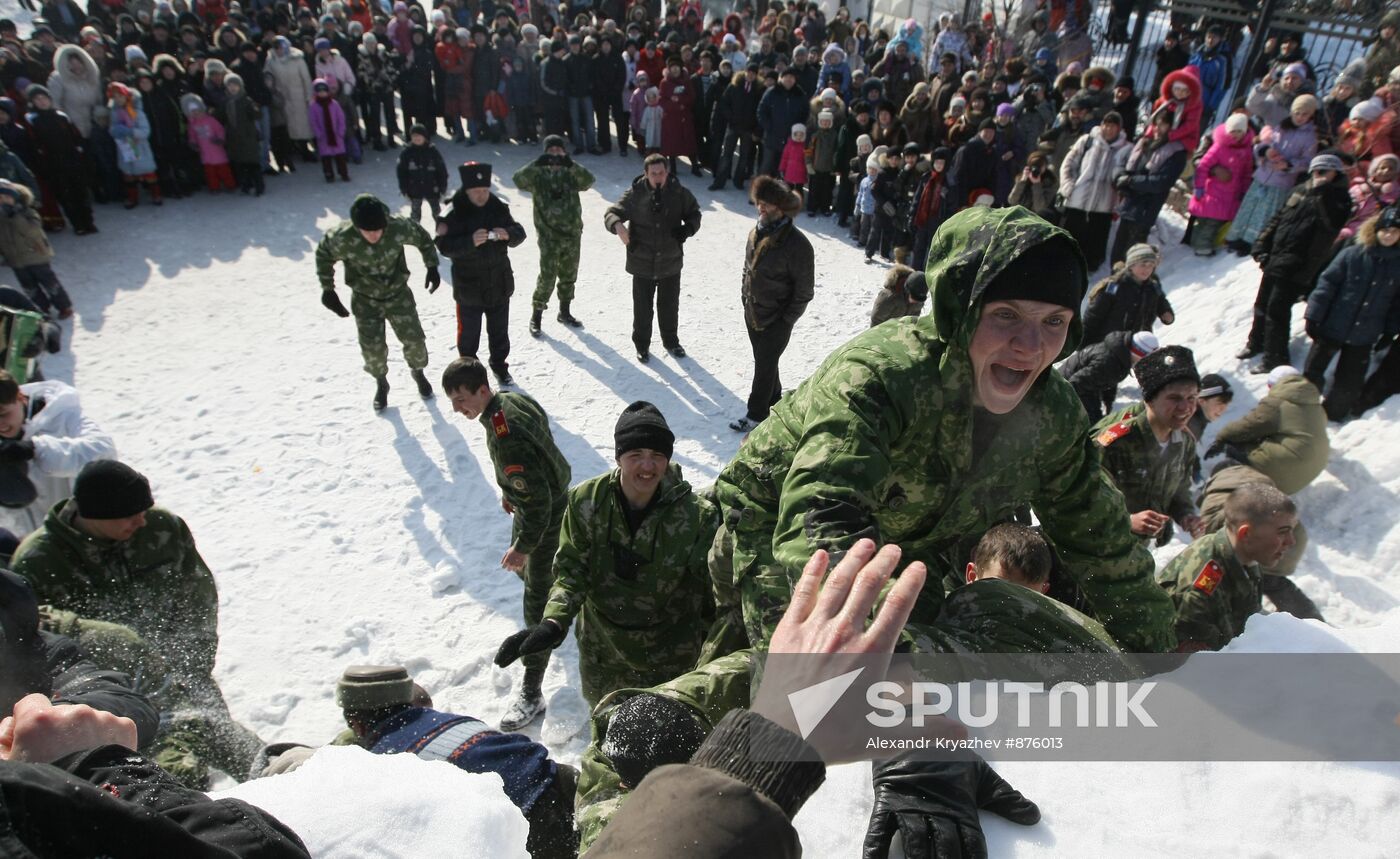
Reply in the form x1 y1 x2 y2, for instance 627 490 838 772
981 236 1084 311
614 401 674 459
601 693 708 788
73 460 154 520
350 195 388 231
542 133 567 151
1134 345 1200 402
904 270 929 302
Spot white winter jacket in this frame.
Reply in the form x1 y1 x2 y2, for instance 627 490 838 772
0 380 116 537
1059 126 1132 214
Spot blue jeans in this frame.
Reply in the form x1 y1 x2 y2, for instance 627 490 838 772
568 96 596 150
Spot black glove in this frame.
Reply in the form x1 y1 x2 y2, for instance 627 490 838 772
863 757 1040 859
321 290 351 318
494 619 567 667
1304 319 1321 341
0 439 35 463
1113 172 1132 190
425 266 441 293
42 321 61 354
672 226 689 244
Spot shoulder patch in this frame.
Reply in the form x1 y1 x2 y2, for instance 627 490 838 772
491 410 510 438
1192 560 1224 595
1096 420 1133 447
504 464 525 476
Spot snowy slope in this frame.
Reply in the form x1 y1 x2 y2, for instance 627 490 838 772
13 31 1398 855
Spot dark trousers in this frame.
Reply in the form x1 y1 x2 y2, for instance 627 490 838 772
912 224 936 270
361 91 400 143
631 274 681 351
408 196 441 222
835 172 856 223
758 140 782 177
14 264 71 315
1110 219 1152 266
321 154 349 181
1304 337 1371 422
1358 340 1400 416
457 301 511 371
1248 275 1306 366
714 128 756 183
807 172 835 213
1061 208 1112 271
745 320 792 421
231 162 264 194
594 94 627 152
865 210 894 259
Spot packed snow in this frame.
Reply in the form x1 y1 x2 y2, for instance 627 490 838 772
16 37 1400 857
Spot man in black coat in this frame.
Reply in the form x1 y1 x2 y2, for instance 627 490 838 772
710 65 762 190
730 177 814 432
603 154 702 363
591 36 628 155
435 163 528 386
947 119 998 209
539 39 570 138
690 51 724 172
470 26 501 143
1059 330 1158 421
230 41 274 174
756 67 808 178
1243 155 1355 373
564 34 599 154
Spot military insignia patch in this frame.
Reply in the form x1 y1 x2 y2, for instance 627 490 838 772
511 477 527 491
492 411 510 438
504 464 525 476
1096 421 1132 447
1192 560 1224 595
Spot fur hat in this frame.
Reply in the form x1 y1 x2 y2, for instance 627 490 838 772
336 665 414 710
205 58 227 75
1134 345 1200 401
817 109 834 124
459 161 492 189
750 174 803 215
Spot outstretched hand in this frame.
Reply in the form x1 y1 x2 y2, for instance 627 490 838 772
0 694 137 764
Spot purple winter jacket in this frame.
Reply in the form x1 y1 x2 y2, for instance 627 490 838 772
1189 123 1256 221
307 95 347 156
1251 118 1318 189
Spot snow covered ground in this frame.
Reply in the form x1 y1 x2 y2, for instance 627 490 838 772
9 19 1397 852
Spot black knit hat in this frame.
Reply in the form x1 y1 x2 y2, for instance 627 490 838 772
408 122 428 139
614 401 674 459
982 235 1084 311
601 693 707 788
1134 345 1200 402
73 460 154 520
459 161 492 189
1199 373 1233 400
350 195 388 231
542 133 567 151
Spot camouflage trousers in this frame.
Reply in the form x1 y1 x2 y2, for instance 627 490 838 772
530 231 581 310
518 508 563 686
575 604 709 711
350 287 429 378
41 607 265 789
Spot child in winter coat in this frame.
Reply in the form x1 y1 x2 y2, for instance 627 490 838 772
779 123 808 194
806 109 840 215
867 147 899 262
308 78 350 183
396 124 448 222
638 86 664 153
854 152 879 248
869 264 927 326
0 180 72 319
107 82 161 208
1339 153 1400 243
182 93 236 192
221 73 263 196
1188 113 1256 255
1153 67 1204 150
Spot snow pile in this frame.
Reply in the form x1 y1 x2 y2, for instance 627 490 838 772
213 745 529 858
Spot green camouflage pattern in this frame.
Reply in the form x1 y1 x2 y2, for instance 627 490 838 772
350 288 429 377
479 390 572 677
1157 526 1261 651
710 206 1175 654
314 196 440 300
575 649 753 854
513 159 594 311
1197 463 1306 576
543 464 720 707
1092 402 1198 545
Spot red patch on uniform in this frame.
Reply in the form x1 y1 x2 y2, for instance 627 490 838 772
1096 420 1133 447
492 411 510 438
504 464 525 476
1192 560 1224 595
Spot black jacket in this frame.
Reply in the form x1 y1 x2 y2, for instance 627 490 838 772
0 744 310 858
603 174 702 279
720 76 762 134
1081 267 1173 347
742 217 815 330
948 136 997 204
435 192 527 306
396 142 448 200
1059 330 1136 418
1254 175 1355 284
231 56 273 107
591 50 626 104
540 54 569 103
757 83 809 147
563 50 592 98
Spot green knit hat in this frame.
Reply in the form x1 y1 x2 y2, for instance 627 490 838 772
336 665 414 710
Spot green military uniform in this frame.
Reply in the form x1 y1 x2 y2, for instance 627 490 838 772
511 157 595 311
13 501 262 787
543 463 720 708
315 194 440 378
1092 402 1198 546
710 206 1174 655
1157 526 1262 650
479 390 572 682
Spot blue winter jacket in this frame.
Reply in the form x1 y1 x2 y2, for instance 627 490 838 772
1306 242 1400 345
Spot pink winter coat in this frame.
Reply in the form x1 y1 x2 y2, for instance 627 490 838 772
779 137 808 185
1189 122 1255 221
308 96 347 156
186 112 229 165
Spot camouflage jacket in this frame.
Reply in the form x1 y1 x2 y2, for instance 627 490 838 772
1157 526 1260 651
1092 402 1197 544
12 500 219 681
713 206 1175 653
511 157 595 239
543 464 719 648
478 391 572 553
315 196 439 300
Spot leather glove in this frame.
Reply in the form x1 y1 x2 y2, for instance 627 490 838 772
1304 319 1321 341
321 290 351 318
425 266 441 293
494 619 567 667
863 757 1040 859
672 226 689 244
0 439 36 463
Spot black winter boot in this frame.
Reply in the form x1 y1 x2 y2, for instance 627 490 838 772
557 301 582 328
373 376 390 411
411 368 433 398
529 307 543 337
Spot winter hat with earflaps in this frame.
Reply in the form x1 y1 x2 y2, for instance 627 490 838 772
751 175 803 216
180 93 206 116
1134 345 1200 402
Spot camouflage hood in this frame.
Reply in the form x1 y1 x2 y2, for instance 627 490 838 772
923 205 1086 366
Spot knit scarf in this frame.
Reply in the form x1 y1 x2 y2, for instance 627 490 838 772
317 95 338 147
